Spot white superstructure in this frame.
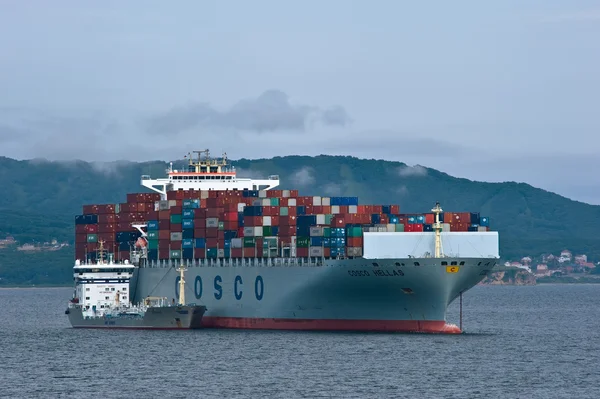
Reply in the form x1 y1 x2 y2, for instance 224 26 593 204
141 149 280 199
71 241 137 317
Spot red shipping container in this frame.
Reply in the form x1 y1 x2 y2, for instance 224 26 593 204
170 206 182 215
86 225 98 233
75 225 87 234
206 228 218 238
238 227 245 237
195 248 206 259
380 215 389 224
324 247 331 257
243 248 256 257
159 230 171 240
270 216 280 226
171 224 182 233
82 205 99 214
443 212 453 223
390 205 400 214
145 210 159 220
312 206 322 214
296 247 309 257
98 214 115 224
231 248 243 258
98 224 116 233
218 230 225 240
223 212 237 221
268 190 282 198
194 209 207 219
280 216 297 225
425 214 435 224
75 233 87 243
256 238 263 249
170 241 182 250
159 210 170 220
194 228 206 238
206 208 220 218
115 251 130 261
223 221 237 231
278 226 295 236
157 220 169 230
224 204 238 213
348 237 363 247
206 238 219 248
159 240 170 251
413 224 424 232
75 248 86 260
280 198 288 207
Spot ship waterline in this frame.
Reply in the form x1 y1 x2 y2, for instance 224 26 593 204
131 257 493 333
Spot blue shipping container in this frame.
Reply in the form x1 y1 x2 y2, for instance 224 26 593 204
182 199 200 209
423 224 433 232
371 214 381 224
182 219 194 229
470 212 480 225
195 238 206 248
183 248 194 259
118 241 130 251
182 239 194 249
480 217 490 227
147 220 159 230
416 215 425 223
310 236 324 246
407 216 417 224
148 249 158 261
182 229 194 239
182 209 195 219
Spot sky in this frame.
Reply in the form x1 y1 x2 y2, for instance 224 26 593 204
0 1 599 203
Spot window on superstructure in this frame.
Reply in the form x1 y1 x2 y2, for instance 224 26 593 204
413 262 420 266
86 288 90 291
451 261 457 266
105 296 109 300
85 297 90 300
123 287 127 291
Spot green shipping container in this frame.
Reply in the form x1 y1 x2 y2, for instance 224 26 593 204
325 214 333 225
147 231 159 240
170 214 182 224
115 204 121 214
395 223 405 232
297 236 310 248
263 237 278 248
87 234 98 243
347 227 363 237
218 221 225 230
147 239 158 250
280 207 289 216
270 198 280 206
323 227 331 237
170 250 181 259
206 248 218 258
243 237 256 248
262 226 273 236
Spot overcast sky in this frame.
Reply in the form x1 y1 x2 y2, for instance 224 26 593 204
0 1 599 203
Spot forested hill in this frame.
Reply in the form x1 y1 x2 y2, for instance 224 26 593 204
1 154 600 261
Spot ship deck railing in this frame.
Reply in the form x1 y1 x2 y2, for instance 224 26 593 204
139 256 358 269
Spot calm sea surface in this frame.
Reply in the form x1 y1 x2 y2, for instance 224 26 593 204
1 285 599 398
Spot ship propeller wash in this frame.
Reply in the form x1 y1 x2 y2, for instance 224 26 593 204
66 241 206 329
73 149 499 333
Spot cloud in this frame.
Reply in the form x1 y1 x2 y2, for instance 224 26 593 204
289 166 315 186
398 165 428 177
396 185 409 196
234 167 269 180
144 90 351 135
322 183 343 196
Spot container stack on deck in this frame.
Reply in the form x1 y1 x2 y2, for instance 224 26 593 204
74 189 490 262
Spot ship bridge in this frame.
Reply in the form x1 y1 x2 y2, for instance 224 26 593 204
141 149 280 199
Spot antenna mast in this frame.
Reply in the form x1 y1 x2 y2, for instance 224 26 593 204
431 202 444 258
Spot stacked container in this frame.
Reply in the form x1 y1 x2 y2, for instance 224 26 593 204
75 190 491 261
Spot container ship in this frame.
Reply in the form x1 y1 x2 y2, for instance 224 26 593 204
74 149 499 333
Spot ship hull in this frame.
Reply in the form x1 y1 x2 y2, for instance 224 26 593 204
66 305 206 329
130 257 496 333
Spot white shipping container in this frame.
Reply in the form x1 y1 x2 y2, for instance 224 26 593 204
259 190 267 198
263 216 272 226
168 200 177 207
312 196 322 206
310 227 323 237
316 214 326 225
231 238 243 248
347 247 363 257
387 224 396 232
282 190 291 198
442 223 451 232
331 205 340 214
288 198 297 206
321 197 331 206
252 200 262 206
377 227 387 232
348 205 358 214
253 226 263 237
363 232 500 259
309 246 324 257
243 227 255 236
262 199 271 206
478 226 488 232
237 203 246 212
200 191 209 199
218 249 225 258
170 232 182 241
154 202 160 211
206 218 219 228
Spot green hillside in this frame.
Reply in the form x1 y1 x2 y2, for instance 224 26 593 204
1 154 599 286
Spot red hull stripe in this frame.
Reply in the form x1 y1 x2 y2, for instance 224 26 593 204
201 317 462 334
72 326 190 330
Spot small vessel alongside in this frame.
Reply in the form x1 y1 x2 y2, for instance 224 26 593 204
66 241 206 329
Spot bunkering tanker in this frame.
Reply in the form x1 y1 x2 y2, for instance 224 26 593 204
73 150 499 333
